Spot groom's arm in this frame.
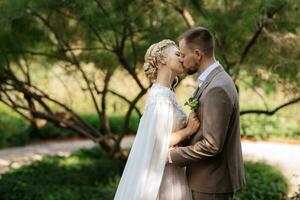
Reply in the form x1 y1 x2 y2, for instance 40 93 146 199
177 136 191 147
169 87 233 166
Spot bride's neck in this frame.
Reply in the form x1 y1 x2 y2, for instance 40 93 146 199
155 70 175 88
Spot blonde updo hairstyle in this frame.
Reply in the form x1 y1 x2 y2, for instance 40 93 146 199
143 39 177 83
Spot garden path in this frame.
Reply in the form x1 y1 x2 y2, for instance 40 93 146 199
0 136 299 196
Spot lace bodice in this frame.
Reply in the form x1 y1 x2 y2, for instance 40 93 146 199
145 83 187 132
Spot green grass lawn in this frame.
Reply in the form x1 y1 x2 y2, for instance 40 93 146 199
0 147 289 200
0 147 121 200
1 108 299 149
0 109 140 148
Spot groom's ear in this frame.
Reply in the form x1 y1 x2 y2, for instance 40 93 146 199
194 49 203 60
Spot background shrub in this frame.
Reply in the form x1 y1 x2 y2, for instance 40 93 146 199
0 147 120 200
0 111 140 148
0 148 289 200
234 161 289 200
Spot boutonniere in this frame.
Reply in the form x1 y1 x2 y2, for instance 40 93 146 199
184 96 199 110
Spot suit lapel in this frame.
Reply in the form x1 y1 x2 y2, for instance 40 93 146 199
195 66 224 99
192 86 200 98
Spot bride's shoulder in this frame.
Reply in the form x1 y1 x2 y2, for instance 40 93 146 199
145 84 176 106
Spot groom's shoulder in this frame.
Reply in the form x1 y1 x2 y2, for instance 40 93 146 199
212 70 234 87
209 71 238 98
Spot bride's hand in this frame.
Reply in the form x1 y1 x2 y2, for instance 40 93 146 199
186 111 201 135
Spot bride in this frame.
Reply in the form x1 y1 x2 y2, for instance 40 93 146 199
114 39 200 200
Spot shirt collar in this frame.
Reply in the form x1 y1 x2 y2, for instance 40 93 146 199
197 61 220 86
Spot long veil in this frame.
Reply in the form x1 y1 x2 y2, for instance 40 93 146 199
114 88 174 200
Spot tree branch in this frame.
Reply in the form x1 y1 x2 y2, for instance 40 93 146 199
108 89 142 117
240 97 300 115
100 68 114 134
240 2 287 64
163 1 195 28
118 86 149 146
33 12 105 130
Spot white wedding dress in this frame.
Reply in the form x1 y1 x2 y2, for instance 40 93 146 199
114 83 192 200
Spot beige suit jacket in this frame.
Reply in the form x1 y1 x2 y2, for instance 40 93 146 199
170 66 245 193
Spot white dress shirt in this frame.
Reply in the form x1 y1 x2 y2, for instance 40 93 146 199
168 60 221 164
197 60 220 87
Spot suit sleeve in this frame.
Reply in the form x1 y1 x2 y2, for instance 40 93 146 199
169 87 233 166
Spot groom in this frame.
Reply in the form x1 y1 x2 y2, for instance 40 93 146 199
168 27 245 200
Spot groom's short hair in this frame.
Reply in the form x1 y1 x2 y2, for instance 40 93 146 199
178 27 214 57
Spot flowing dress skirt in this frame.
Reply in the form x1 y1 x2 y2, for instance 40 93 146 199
157 164 192 200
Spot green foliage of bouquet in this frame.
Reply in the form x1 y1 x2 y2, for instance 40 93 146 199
184 97 199 110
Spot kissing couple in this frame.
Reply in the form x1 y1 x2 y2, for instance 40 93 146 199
114 27 245 200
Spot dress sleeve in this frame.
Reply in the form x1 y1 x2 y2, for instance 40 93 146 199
114 98 174 200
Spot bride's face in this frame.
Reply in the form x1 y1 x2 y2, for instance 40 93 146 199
163 45 184 75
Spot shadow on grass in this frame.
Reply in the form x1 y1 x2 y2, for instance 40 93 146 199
0 147 289 200
0 147 121 200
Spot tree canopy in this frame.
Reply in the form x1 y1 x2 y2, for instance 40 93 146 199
0 0 299 156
